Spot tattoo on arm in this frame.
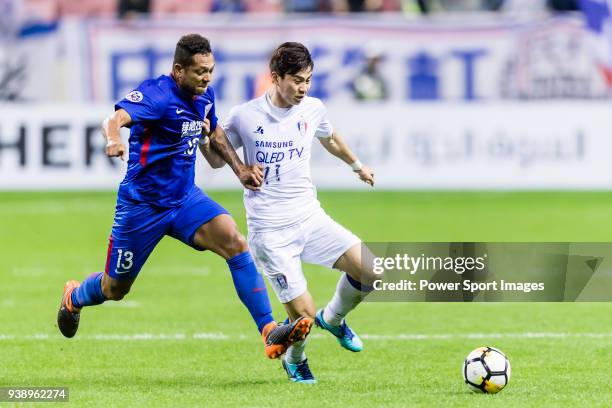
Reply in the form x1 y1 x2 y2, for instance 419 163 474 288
209 127 244 173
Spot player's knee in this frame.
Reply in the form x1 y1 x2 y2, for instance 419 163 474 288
222 230 248 258
234 233 249 253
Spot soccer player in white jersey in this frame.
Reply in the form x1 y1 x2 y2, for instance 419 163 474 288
202 42 376 384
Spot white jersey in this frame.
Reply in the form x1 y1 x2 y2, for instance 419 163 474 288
223 93 333 232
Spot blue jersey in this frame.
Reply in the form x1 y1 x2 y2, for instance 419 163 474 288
115 74 218 208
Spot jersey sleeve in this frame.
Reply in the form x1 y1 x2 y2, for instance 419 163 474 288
206 87 219 132
222 106 243 149
314 102 334 139
115 80 168 122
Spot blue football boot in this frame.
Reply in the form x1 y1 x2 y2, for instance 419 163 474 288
315 309 363 352
282 358 317 384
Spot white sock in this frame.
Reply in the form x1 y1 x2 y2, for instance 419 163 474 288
285 339 307 364
322 273 367 326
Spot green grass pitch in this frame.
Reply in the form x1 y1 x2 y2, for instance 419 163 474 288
2 191 612 407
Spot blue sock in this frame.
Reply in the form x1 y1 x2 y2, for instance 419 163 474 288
71 272 107 309
227 251 275 333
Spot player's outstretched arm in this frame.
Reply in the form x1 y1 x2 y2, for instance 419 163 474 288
208 125 263 190
318 132 374 186
199 118 226 169
102 109 132 161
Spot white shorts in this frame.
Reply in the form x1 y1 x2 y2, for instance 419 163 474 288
248 210 361 303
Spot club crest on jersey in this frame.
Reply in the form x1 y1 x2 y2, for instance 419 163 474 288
275 274 289 290
125 90 143 102
297 119 308 137
181 120 204 137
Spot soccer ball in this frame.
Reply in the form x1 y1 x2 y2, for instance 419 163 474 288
462 346 511 394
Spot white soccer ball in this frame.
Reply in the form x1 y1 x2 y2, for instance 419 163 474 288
462 346 511 394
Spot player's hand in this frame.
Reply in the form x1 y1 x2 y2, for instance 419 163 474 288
199 119 212 152
238 164 264 191
356 165 374 187
106 139 127 161
202 118 211 135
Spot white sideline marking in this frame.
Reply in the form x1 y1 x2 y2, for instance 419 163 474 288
102 300 141 308
2 332 612 341
193 332 240 340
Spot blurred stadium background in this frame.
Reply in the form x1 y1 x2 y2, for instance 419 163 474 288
3 0 612 191
3 0 612 406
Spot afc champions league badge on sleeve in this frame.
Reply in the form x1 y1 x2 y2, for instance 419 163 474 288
125 91 143 103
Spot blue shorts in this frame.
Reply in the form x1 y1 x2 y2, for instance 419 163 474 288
104 186 228 280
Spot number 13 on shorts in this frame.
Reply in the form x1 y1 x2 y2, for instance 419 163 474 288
115 249 134 273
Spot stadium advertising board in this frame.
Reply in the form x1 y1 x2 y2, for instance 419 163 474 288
77 17 606 105
5 16 605 104
0 102 610 190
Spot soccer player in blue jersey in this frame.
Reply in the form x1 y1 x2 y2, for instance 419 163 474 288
56 34 312 359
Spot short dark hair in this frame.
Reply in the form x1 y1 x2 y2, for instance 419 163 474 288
173 34 212 68
269 42 313 77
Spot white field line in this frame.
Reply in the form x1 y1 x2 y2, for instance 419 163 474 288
1 332 612 341
101 300 141 308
